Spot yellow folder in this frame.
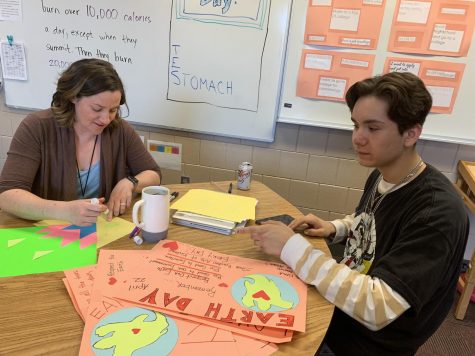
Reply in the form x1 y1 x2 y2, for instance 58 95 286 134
170 189 257 222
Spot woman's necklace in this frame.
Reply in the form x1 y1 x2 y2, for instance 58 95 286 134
365 158 425 215
76 135 98 198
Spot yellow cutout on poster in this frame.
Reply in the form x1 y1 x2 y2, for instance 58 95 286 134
8 238 26 247
33 250 53 260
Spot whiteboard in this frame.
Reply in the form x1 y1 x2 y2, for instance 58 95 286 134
279 0 475 146
0 0 291 142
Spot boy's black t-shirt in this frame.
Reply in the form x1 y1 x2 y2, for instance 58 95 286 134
326 164 469 356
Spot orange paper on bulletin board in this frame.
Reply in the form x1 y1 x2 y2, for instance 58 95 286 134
388 0 475 57
297 49 375 101
304 0 386 49
384 57 466 113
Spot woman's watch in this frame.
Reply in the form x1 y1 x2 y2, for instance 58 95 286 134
126 175 138 188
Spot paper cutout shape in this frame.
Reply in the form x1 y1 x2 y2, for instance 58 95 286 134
91 308 178 355
36 216 135 248
39 224 97 249
7 238 25 247
66 224 96 238
170 189 258 222
0 226 96 277
235 274 298 312
96 215 135 247
32 250 54 260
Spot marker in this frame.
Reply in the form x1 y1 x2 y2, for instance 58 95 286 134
228 183 233 194
170 191 179 202
129 226 143 245
90 198 109 215
129 226 139 238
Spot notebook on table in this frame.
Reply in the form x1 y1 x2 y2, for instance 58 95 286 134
170 189 257 235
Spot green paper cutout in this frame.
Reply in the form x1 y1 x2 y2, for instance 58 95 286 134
0 226 97 278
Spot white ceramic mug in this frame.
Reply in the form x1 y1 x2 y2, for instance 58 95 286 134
132 186 169 243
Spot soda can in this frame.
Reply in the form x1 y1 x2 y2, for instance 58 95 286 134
237 162 253 190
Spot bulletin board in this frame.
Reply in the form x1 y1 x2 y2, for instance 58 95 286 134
278 0 475 146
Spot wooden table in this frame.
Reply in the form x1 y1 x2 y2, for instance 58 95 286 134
454 161 475 320
455 160 475 213
0 181 334 355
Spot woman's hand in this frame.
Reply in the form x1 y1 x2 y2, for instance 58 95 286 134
288 213 336 238
0 189 109 226
63 198 108 226
106 178 134 220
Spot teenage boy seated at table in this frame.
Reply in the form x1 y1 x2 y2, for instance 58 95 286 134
0 58 161 226
238 72 469 355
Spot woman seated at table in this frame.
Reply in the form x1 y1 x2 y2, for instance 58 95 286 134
0 58 161 226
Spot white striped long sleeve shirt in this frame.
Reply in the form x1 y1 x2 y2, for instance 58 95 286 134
280 233 410 331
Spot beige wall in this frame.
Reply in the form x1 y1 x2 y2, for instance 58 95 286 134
1 92 474 258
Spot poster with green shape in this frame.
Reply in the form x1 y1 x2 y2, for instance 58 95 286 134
0 226 97 278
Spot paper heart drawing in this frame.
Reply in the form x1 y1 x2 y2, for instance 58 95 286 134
162 241 178 251
108 277 117 285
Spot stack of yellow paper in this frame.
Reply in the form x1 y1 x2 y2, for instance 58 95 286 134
170 189 258 235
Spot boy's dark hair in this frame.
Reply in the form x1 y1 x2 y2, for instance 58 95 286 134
345 72 432 134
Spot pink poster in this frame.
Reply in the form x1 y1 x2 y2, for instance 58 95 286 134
78 293 277 356
63 265 96 320
63 266 279 355
95 241 307 332
64 263 293 343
